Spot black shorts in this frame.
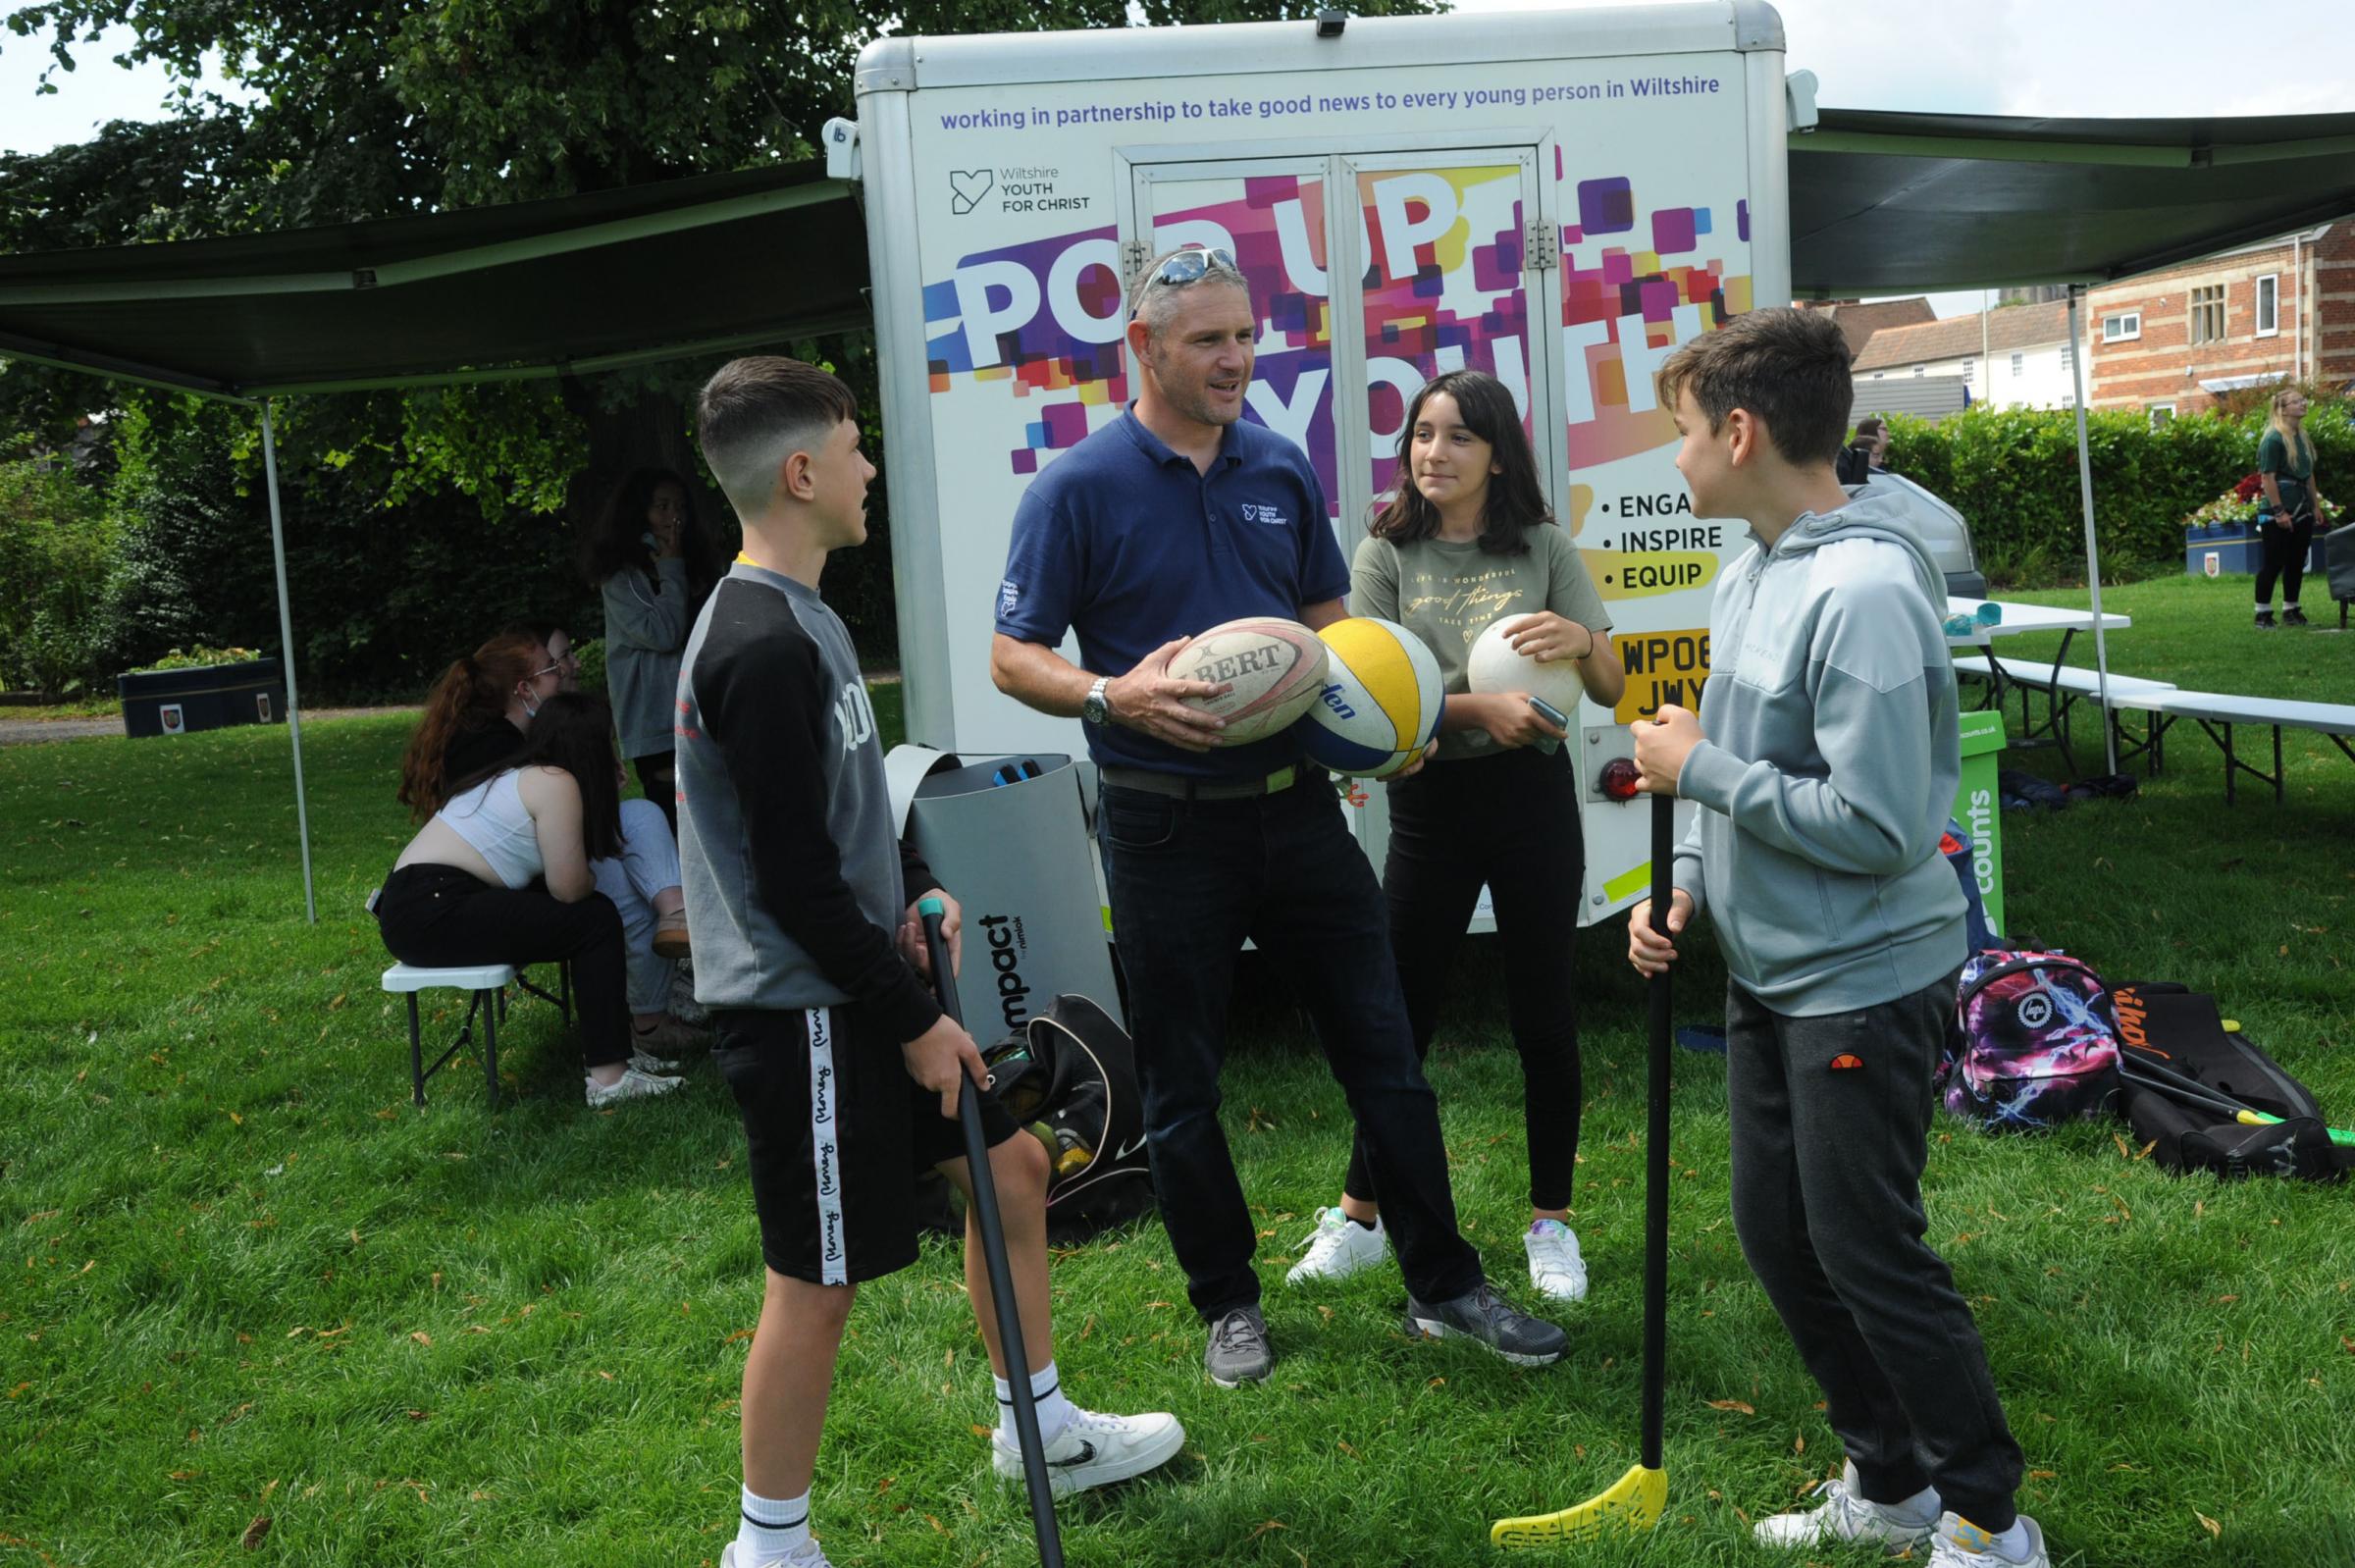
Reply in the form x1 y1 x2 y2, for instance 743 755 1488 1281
713 1004 1020 1285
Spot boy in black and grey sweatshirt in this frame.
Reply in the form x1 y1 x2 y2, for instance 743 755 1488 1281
676 357 1179 1568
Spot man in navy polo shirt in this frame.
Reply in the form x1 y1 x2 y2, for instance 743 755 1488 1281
990 245 1567 1387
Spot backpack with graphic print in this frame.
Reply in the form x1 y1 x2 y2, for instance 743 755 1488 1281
1941 951 2121 1130
983 993 1157 1242
914 993 1157 1244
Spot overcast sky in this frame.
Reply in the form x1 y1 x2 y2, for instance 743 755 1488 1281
4 0 2347 318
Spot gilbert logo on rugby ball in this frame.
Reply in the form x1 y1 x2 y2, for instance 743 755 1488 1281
1172 617 1331 743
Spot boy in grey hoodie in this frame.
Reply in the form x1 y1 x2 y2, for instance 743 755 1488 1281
1628 309 2045 1568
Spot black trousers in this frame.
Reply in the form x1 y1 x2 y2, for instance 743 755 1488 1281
1100 776 1484 1320
1726 969 2024 1532
376 862 632 1070
2255 487 2316 609
1345 747 1586 1213
631 751 679 837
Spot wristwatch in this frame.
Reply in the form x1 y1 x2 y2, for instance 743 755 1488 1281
1081 675 1112 726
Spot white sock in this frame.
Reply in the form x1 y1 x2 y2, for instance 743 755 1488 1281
737 1484 810 1564
1988 1518 2033 1559
1875 1483 1940 1526
994 1359 1074 1446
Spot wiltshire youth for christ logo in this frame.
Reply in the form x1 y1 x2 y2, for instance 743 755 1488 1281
950 170 993 215
1237 502 1288 526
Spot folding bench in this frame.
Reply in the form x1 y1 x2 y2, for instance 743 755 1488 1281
382 961 572 1109
2105 689 2355 805
1953 654 2176 761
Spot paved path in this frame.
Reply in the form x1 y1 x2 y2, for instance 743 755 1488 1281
0 706 417 747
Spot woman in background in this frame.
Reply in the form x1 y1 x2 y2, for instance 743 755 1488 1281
580 468 723 832
395 632 557 822
2254 388 2329 629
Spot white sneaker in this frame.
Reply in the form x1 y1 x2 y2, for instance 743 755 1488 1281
584 1066 683 1107
1753 1463 1939 1552
627 1047 680 1075
1283 1207 1388 1284
993 1405 1185 1496
1927 1510 2050 1567
720 1539 832 1568
1524 1219 1589 1302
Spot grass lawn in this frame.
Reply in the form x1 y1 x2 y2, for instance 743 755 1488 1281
1 579 2349 1568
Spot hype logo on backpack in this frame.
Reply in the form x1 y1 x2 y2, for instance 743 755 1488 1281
1944 951 2122 1129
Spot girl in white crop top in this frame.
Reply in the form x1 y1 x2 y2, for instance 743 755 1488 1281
425 772 547 890
379 693 681 1106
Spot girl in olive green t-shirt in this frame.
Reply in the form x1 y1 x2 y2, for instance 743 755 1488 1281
1284 370 1626 1305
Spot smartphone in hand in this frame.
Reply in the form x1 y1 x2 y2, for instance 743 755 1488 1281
1527 695 1568 755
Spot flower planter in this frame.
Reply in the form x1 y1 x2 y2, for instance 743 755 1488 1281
2184 522 2328 579
117 658 286 739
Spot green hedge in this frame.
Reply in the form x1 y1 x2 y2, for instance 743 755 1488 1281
1870 398 2350 584
0 445 116 695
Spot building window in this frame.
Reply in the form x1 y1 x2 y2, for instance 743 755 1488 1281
2103 311 2141 342
2256 274 2279 338
2061 344 2074 372
1961 359 1973 383
2011 352 2023 377
2189 285 2225 346
2149 403 2174 428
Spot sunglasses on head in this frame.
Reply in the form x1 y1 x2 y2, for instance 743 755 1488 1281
1130 247 1247 320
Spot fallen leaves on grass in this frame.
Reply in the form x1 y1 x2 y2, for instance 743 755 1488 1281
1248 1520 1288 1541
239 1516 270 1549
1704 1398 1755 1415
2196 1510 2222 1540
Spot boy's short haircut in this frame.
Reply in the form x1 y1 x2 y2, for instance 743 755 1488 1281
1655 307 1855 468
696 356 860 517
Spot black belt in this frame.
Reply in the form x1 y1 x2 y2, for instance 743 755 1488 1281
1100 763 1300 801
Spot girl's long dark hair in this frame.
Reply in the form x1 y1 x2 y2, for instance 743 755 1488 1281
579 466 724 605
509 692 624 862
1369 370 1553 555
395 631 543 822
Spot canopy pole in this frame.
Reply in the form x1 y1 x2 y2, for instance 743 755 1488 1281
260 400 318 923
2066 286 2119 775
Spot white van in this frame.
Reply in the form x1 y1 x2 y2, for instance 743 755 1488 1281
833 1 1800 927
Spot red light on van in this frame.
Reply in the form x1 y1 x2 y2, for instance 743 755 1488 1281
1598 757 1643 801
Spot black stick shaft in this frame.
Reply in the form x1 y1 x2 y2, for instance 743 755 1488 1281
1643 793 1673 1472
922 910 1065 1568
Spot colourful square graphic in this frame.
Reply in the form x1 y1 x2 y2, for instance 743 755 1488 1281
1577 177 1635 235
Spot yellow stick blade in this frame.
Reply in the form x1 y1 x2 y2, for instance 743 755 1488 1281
1491 1462 1667 1549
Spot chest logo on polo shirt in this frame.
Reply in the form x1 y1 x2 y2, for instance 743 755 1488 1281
1238 502 1289 527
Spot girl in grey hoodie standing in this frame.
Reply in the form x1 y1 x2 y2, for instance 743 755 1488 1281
1629 309 2046 1568
582 467 723 834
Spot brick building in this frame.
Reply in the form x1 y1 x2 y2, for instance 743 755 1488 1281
2087 222 2353 421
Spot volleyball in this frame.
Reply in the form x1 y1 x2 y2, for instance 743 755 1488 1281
1297 616 1445 778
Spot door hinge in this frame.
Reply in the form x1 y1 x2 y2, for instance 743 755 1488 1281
1122 237 1154 290
1524 220 1559 273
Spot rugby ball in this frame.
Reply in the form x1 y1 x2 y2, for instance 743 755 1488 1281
1466 614 1590 713
1172 617 1331 742
1299 616 1446 778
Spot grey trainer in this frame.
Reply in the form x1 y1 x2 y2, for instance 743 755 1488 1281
1404 1281 1567 1366
1204 1304 1273 1386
